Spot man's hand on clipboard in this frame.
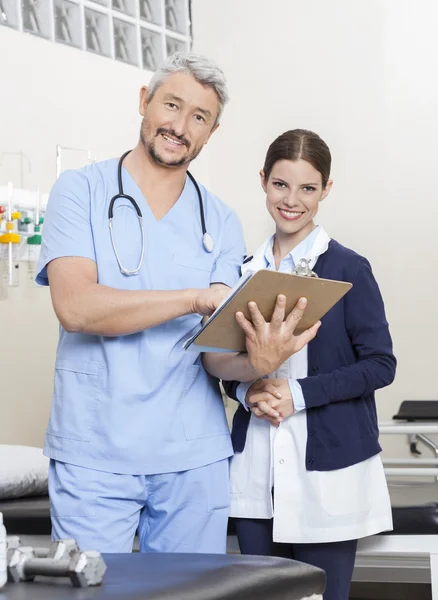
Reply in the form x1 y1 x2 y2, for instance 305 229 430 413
235 295 321 379
192 284 231 317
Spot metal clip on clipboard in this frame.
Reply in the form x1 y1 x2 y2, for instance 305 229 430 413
291 258 318 278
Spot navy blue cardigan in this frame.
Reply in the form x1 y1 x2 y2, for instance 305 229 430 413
223 239 397 472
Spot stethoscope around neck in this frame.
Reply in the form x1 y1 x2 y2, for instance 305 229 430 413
108 149 214 276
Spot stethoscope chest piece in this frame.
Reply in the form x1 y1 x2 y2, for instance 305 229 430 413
203 232 214 253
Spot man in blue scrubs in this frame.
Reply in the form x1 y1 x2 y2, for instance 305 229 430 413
37 52 316 553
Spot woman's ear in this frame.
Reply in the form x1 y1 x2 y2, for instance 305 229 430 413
260 169 267 193
320 179 333 202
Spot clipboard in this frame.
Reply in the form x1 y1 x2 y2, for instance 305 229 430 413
183 267 352 353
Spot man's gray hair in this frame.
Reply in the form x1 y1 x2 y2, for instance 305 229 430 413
148 52 229 125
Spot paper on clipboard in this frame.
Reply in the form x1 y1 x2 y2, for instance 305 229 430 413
183 269 352 353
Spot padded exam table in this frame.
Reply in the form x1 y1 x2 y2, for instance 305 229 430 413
0 552 325 600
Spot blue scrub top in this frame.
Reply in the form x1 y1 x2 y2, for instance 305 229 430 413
37 159 245 475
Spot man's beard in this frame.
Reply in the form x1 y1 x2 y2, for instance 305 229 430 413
140 121 202 168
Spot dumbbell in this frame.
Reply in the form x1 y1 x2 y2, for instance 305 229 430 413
8 546 107 587
7 537 78 560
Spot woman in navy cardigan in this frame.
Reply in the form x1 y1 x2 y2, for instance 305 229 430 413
222 129 396 600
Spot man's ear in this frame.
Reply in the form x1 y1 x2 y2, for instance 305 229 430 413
139 86 149 116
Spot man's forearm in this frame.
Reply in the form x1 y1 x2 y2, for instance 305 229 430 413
55 283 197 336
202 352 260 382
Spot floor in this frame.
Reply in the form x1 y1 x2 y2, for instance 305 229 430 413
350 582 432 600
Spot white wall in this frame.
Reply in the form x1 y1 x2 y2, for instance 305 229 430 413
0 27 146 445
191 0 438 458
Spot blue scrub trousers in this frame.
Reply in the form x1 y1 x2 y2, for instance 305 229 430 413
234 518 357 600
49 458 230 554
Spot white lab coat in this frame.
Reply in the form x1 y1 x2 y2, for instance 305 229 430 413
229 228 393 543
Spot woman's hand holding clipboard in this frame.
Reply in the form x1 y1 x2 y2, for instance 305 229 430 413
183 269 352 353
